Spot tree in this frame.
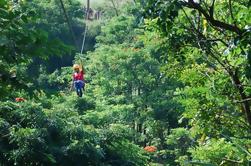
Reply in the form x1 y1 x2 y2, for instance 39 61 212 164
141 0 251 128
0 0 69 99
141 0 251 164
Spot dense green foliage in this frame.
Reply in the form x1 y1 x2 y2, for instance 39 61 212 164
1 0 251 165
141 0 251 165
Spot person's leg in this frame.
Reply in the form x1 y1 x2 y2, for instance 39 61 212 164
79 88 83 97
74 81 80 96
76 81 83 97
79 81 83 97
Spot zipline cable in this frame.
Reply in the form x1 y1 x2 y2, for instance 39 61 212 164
58 0 90 54
81 10 89 54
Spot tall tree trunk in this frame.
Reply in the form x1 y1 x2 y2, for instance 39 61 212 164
230 70 251 128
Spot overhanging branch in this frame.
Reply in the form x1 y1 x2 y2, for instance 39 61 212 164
185 0 244 35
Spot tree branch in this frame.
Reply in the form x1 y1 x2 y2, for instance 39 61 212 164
222 158 243 164
185 0 244 35
233 98 251 103
204 38 229 47
181 8 231 71
110 0 119 16
229 0 237 27
182 6 251 128
209 0 215 18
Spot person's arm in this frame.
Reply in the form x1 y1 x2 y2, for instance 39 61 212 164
79 62 83 72
80 62 85 75
81 66 85 74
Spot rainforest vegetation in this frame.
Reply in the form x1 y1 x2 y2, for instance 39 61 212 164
0 0 251 165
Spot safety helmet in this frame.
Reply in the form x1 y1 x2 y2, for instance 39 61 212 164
73 64 80 70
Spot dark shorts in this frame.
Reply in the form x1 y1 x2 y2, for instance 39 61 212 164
74 80 84 89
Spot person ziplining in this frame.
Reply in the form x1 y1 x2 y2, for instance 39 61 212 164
59 0 95 97
72 64 85 97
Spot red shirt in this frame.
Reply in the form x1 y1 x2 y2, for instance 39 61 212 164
73 70 84 81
